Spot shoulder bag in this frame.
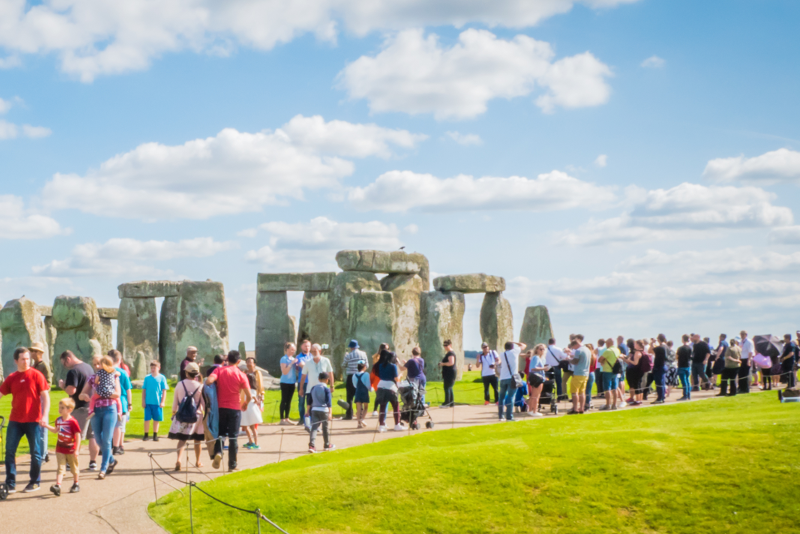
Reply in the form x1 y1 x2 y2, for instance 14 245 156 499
503 351 525 389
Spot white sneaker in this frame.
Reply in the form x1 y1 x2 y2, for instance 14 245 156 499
619 401 627 408
393 424 405 431
531 412 544 417
372 411 378 417
499 416 506 422
378 425 387 433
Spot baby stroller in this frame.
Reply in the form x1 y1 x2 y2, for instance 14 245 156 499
540 377 559 414
399 380 434 430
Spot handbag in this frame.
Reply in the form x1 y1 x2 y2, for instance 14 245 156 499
504 351 525 389
548 346 570 371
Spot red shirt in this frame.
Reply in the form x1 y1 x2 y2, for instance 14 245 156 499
211 365 248 411
55 415 82 454
0 368 50 423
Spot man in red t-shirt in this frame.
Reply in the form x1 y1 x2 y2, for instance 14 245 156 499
0 347 51 493
205 350 251 471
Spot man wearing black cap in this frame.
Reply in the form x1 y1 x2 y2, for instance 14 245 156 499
341 340 366 420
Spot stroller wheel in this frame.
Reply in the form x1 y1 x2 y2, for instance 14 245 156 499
0 483 7 501
411 421 420 430
425 421 434 429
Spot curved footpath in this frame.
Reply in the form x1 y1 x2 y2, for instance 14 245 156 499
1 386 732 532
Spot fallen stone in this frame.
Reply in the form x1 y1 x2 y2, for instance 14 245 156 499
519 305 554 352
328 271 381 370
175 281 229 370
381 274 423 358
348 291 395 360
419 291 465 380
479 293 514 352
257 272 336 292
52 296 107 382
0 297 49 379
98 308 119 319
298 291 331 348
118 280 182 299
432 274 506 294
158 296 180 376
335 250 428 276
117 297 159 379
255 291 296 377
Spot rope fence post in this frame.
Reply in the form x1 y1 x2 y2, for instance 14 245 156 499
149 454 158 503
278 429 284 463
256 508 262 534
189 482 194 534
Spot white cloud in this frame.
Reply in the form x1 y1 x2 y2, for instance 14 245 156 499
40 115 422 220
0 195 69 239
21 124 52 138
445 131 482 146
0 119 17 139
348 169 616 212
559 183 793 246
0 97 51 140
594 154 607 167
620 247 800 276
0 97 12 114
338 29 612 120
769 226 800 244
0 1 639 82
33 237 237 276
703 148 800 184
641 55 665 68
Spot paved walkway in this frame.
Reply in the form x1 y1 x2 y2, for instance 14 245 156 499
0 386 735 532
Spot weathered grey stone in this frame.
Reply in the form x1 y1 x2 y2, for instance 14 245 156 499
159 296 180 376
38 306 53 317
381 274 423 358
257 272 336 292
49 296 107 383
238 341 247 358
432 274 506 294
479 293 514 352
519 305 554 352
328 271 381 370
348 291 395 359
0 297 48 379
336 250 428 276
98 308 118 319
117 297 159 379
255 291 295 376
44 316 57 371
118 280 182 299
98 317 113 355
289 316 298 345
297 291 331 348
419 291 465 381
175 281 229 369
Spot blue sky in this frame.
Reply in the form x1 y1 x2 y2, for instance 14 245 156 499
1 0 799 350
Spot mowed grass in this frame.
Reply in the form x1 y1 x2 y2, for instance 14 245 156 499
150 392 800 534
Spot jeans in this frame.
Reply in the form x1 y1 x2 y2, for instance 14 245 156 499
297 381 306 418
4 421 44 487
552 367 563 398
279 383 295 419
482 375 498 403
594 368 605 396
308 411 329 448
93 406 118 473
677 368 691 399
376 388 400 426
691 362 709 391
40 425 48 457
344 374 356 419
498 379 517 420
720 367 738 395
738 361 750 393
653 366 667 401
585 371 595 404
214 408 242 469
442 377 455 407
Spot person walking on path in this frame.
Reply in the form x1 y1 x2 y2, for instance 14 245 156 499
526 344 547 417
279 342 297 425
352 362 371 428
29 342 51 463
598 339 621 410
439 340 458 408
179 346 199 381
719 339 741 396
342 340 367 420
691 334 712 391
0 347 50 493
168 362 205 471
498 341 526 421
240 357 264 450
42 398 81 495
739 331 754 393
299 344 335 426
307 372 335 453
206 350 251 471
564 339 590 414
374 349 405 432
676 335 693 400
79 355 120 480
476 342 500 405
142 361 169 441
58 350 98 471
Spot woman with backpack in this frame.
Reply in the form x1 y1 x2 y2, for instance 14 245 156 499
168 362 205 471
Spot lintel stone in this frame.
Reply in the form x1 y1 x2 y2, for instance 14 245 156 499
118 280 182 299
336 250 427 275
257 272 336 293
98 307 118 319
432 274 505 294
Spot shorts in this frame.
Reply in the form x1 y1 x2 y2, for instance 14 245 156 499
603 372 618 391
72 406 94 440
144 404 163 422
116 412 129 431
570 376 588 394
56 452 79 478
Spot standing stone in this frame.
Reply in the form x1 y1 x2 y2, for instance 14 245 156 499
289 316 298 345
175 281 229 369
51 296 105 382
348 291 395 359
328 271 381 371
159 296 180 376
381 274 423 358
255 291 295 377
479 293 514 352
98 317 113 355
419 291 465 381
297 291 331 348
238 341 247 358
44 316 57 372
117 297 159 379
519 305 554 352
0 297 48 379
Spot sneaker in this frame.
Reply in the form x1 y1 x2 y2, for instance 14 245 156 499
484 401 490 406
251 444 261 450
308 445 316 453
50 484 61 497
6 486 16 494
499 416 506 422
651 400 665 405
119 445 125 454
97 472 106 480
372 411 379 417
23 483 41 493
599 405 611 411
112 446 120 455
70 483 80 493
143 435 150 441
153 435 160 442
531 412 544 418
507 417 515 422
243 442 253 449
212 453 222 470
44 453 50 463
106 459 118 475
393 424 406 432
88 461 98 472
325 444 336 451
619 401 627 408
378 425 387 433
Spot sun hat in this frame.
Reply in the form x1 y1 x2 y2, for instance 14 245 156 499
348 340 359 349
29 341 45 354
184 362 201 376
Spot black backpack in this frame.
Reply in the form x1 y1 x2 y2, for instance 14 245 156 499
176 382 201 424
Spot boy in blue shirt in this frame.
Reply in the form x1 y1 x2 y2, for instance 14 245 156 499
307 372 335 453
142 361 169 441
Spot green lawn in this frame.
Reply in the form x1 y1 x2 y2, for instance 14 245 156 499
150 391 800 534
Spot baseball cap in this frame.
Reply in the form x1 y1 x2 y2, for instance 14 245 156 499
348 340 359 349
480 342 489 348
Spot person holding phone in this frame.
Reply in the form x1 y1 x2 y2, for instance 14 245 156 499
476 342 500 405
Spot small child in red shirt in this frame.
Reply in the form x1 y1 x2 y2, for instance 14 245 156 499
43 397 82 495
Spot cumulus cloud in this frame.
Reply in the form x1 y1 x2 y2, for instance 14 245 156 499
769 226 800 244
21 124 52 138
0 0 639 82
338 29 612 119
0 97 12 114
703 148 800 184
558 183 793 246
0 195 69 239
445 131 482 146
640 55 665 68
0 95 52 139
33 237 237 276
594 154 607 167
40 115 424 220
348 170 616 212
620 247 800 276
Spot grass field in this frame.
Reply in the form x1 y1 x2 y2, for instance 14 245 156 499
149 391 800 534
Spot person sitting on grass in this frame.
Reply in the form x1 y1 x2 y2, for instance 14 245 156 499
514 372 529 413
42 398 81 496
308 372 335 453
143 360 169 441
352 362 371 429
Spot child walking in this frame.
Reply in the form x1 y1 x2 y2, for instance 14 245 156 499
307 372 335 453
43 398 82 495
143 360 169 441
352 362 371 428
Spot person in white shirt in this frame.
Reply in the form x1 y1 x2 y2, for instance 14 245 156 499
545 339 567 400
299 344 335 424
739 331 754 394
476 342 500 405
498 341 527 422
